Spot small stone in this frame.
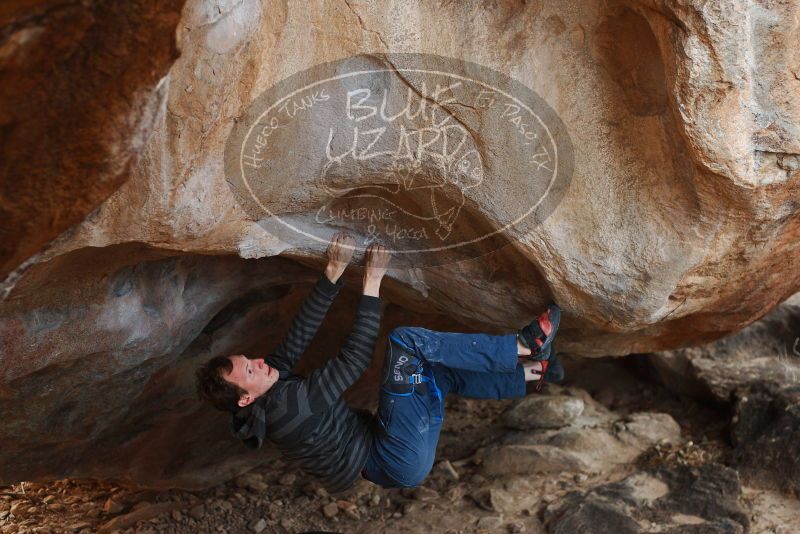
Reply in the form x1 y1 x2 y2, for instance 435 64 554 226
250 518 267 533
507 521 526 533
171 510 183 521
435 460 460 481
350 479 373 498
476 515 504 529
445 485 466 503
189 504 206 520
103 497 125 515
322 501 339 517
502 395 584 429
413 486 440 502
41 495 56 504
403 501 421 515
48 503 64 512
315 487 328 498
279 473 296 486
79 501 94 512
487 488 519 513
370 494 381 507
337 500 359 519
280 518 293 529
574 473 588 484
470 474 488 485
236 472 268 492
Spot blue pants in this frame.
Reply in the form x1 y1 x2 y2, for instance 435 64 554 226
362 327 527 488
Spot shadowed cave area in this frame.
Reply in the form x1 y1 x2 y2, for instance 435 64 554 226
2 244 799 533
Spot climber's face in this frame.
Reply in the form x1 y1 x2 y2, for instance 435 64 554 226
224 355 279 407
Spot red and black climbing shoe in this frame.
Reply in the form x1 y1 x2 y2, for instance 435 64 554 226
518 302 561 359
535 359 550 391
527 341 565 391
540 350 566 391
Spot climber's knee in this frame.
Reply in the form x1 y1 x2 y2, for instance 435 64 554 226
382 330 420 392
388 326 421 352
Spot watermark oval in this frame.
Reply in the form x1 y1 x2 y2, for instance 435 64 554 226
225 53 573 269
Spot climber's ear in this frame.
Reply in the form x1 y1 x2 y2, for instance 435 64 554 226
238 393 252 407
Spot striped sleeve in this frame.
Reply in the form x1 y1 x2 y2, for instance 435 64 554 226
305 295 382 410
268 273 343 373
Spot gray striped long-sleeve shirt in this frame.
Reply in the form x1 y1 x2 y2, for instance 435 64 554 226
230 273 382 493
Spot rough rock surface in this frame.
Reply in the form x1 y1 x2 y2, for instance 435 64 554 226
648 293 800 496
647 293 800 402
480 386 681 477
0 0 185 284
1 0 800 489
544 464 749 533
731 384 800 496
501 394 585 429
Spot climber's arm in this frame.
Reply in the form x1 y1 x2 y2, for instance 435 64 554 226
304 293 382 409
266 233 356 373
266 271 344 373
304 243 389 409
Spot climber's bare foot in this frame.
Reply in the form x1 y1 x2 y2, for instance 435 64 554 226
517 338 532 356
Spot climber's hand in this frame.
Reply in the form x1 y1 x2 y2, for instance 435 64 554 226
363 243 390 298
364 242 390 280
325 232 356 283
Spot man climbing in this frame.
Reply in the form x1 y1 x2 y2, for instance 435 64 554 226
195 232 562 492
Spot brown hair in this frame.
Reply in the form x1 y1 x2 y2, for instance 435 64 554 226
195 355 247 413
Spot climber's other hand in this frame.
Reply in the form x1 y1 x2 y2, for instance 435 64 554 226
325 232 356 281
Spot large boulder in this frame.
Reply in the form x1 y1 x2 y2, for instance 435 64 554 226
646 293 800 402
4 0 800 354
479 386 682 477
0 0 185 287
1 0 799 488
